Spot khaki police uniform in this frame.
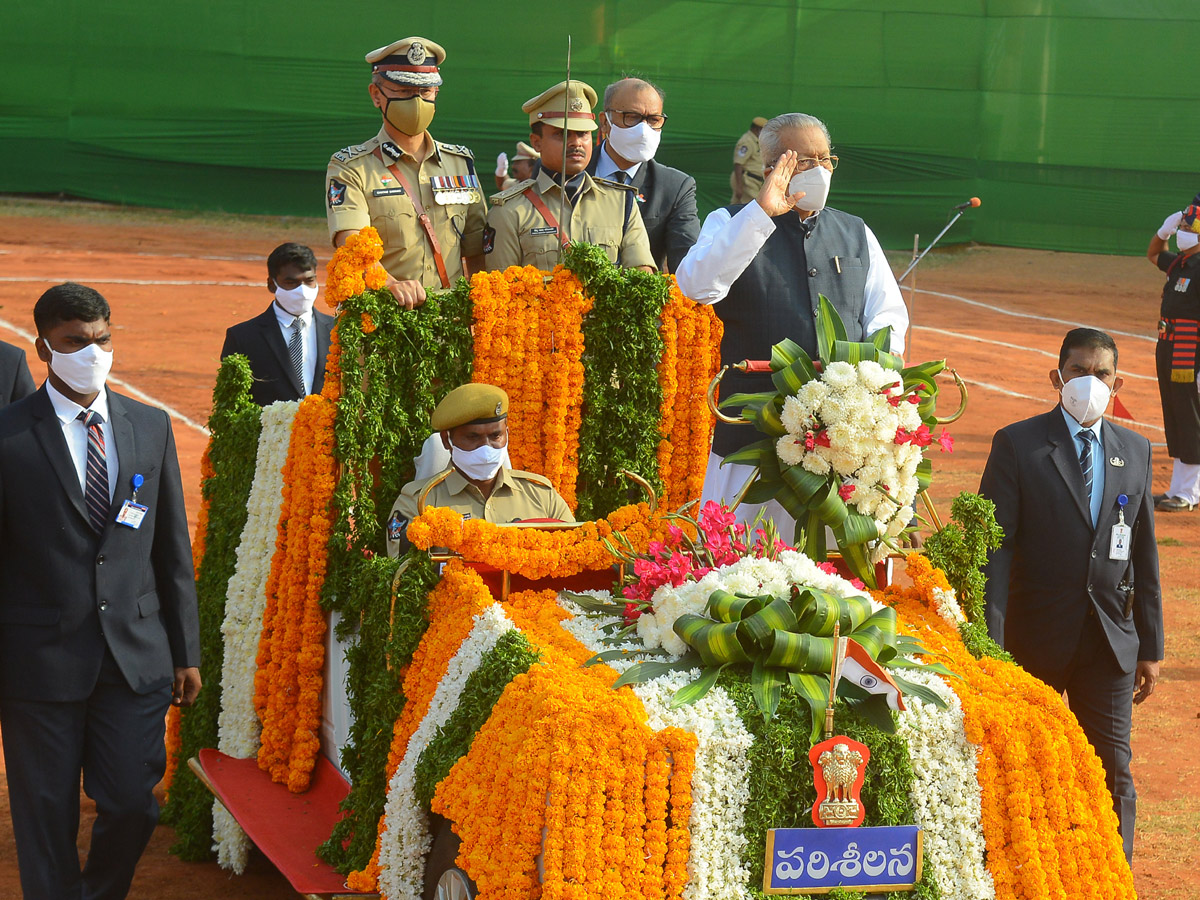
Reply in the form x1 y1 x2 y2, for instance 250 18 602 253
486 168 654 271
500 141 540 192
386 466 575 557
326 36 486 288
733 121 766 198
327 129 485 288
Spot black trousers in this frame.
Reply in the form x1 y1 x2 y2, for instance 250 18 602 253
1021 610 1136 863
1 650 171 900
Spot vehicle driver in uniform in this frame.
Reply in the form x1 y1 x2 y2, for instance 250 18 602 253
484 80 656 273
325 37 486 310
731 116 767 204
386 383 575 557
494 141 540 192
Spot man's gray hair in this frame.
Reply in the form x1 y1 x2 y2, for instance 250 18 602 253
603 76 665 109
760 113 832 164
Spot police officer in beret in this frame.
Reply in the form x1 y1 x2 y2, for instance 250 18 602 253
386 384 575 557
485 80 655 273
731 116 768 204
326 37 486 309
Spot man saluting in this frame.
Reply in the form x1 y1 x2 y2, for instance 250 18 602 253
0 283 201 899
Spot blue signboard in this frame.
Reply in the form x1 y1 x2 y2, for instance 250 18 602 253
764 826 923 894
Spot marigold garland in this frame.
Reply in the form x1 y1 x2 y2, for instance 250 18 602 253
162 705 182 800
469 265 590 509
325 226 389 309
253 392 338 793
880 554 1134 900
406 502 667 579
656 278 722 511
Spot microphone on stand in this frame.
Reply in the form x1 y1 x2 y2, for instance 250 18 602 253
953 197 982 211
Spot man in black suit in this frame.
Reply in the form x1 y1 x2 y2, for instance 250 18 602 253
980 327 1163 863
221 242 335 405
0 282 201 899
588 77 700 273
0 337 36 407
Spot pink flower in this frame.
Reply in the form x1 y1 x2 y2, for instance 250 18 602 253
894 427 911 445
647 540 666 558
838 484 856 501
814 429 831 448
906 394 921 405
623 602 643 623
910 424 933 448
804 431 817 452
850 578 866 590
818 562 838 575
667 523 684 544
937 429 955 452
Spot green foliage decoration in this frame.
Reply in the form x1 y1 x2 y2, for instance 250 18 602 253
921 492 1003 626
564 242 667 520
162 355 262 860
413 630 540 809
719 672 941 900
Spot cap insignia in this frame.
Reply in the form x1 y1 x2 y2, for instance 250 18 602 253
570 97 585 112
407 42 427 65
495 401 504 416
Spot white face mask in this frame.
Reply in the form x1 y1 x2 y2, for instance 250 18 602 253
274 282 319 317
605 115 661 164
50 342 113 395
788 164 832 212
451 441 510 482
1058 372 1111 425
1178 231 1199 251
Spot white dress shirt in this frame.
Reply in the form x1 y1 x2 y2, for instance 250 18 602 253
594 144 642 184
273 302 317 395
46 379 119 502
674 201 908 354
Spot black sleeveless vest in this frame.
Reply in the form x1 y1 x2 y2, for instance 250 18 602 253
712 205 871 457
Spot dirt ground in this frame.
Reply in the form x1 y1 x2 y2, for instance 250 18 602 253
0 197 1195 898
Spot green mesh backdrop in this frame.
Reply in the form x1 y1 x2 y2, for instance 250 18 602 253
3 1 1198 254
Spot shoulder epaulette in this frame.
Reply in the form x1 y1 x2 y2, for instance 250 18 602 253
437 142 476 159
330 140 375 163
509 469 553 488
593 176 636 192
490 179 537 205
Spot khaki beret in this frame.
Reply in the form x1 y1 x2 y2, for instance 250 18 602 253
431 384 509 431
366 37 445 87
513 140 540 161
523 80 598 132
752 116 768 127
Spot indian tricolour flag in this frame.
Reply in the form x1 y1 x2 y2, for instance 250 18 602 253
838 637 906 711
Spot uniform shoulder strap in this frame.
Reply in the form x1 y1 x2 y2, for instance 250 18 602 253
490 178 537 206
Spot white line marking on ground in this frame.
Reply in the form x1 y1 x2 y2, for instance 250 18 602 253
0 317 209 436
915 325 1156 381
959 376 1164 433
0 277 257 287
916 289 1157 344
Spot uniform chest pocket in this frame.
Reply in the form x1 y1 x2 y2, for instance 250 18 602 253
370 197 417 250
581 223 622 261
519 228 563 270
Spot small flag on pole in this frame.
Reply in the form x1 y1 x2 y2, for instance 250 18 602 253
1111 394 1135 422
837 638 906 711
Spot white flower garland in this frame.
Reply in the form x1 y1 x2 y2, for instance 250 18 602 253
559 596 754 900
894 667 994 900
636 550 877 656
212 399 300 873
931 585 967 625
376 605 516 900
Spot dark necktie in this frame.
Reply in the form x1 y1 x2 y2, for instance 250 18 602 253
288 318 305 392
615 171 630 184
78 409 108 532
1078 429 1095 510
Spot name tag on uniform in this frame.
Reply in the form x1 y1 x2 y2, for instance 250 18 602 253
116 500 148 529
1110 523 1131 560
530 226 559 236
372 187 406 197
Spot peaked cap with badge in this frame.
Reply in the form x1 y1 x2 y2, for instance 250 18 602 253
325 36 486 288
430 383 509 431
366 37 445 87
513 141 540 162
524 80 599 132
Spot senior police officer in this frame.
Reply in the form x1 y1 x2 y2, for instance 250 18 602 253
677 112 908 532
731 116 767 204
386 384 574 557
326 37 486 309
485 81 656 273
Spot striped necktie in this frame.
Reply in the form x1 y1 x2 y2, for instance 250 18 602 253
615 171 630 184
78 409 108 533
288 318 305 392
1077 429 1096 510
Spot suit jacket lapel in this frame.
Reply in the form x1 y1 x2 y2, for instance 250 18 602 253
1098 421 1128 526
1046 410 1094 528
106 390 136 540
313 312 332 395
631 160 650 193
30 388 91 526
257 306 304 396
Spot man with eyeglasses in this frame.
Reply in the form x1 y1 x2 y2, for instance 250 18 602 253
586 77 699 273
485 80 655 273
676 112 907 530
325 37 487 310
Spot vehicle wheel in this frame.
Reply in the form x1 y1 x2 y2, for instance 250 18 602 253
422 814 477 900
435 868 473 900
